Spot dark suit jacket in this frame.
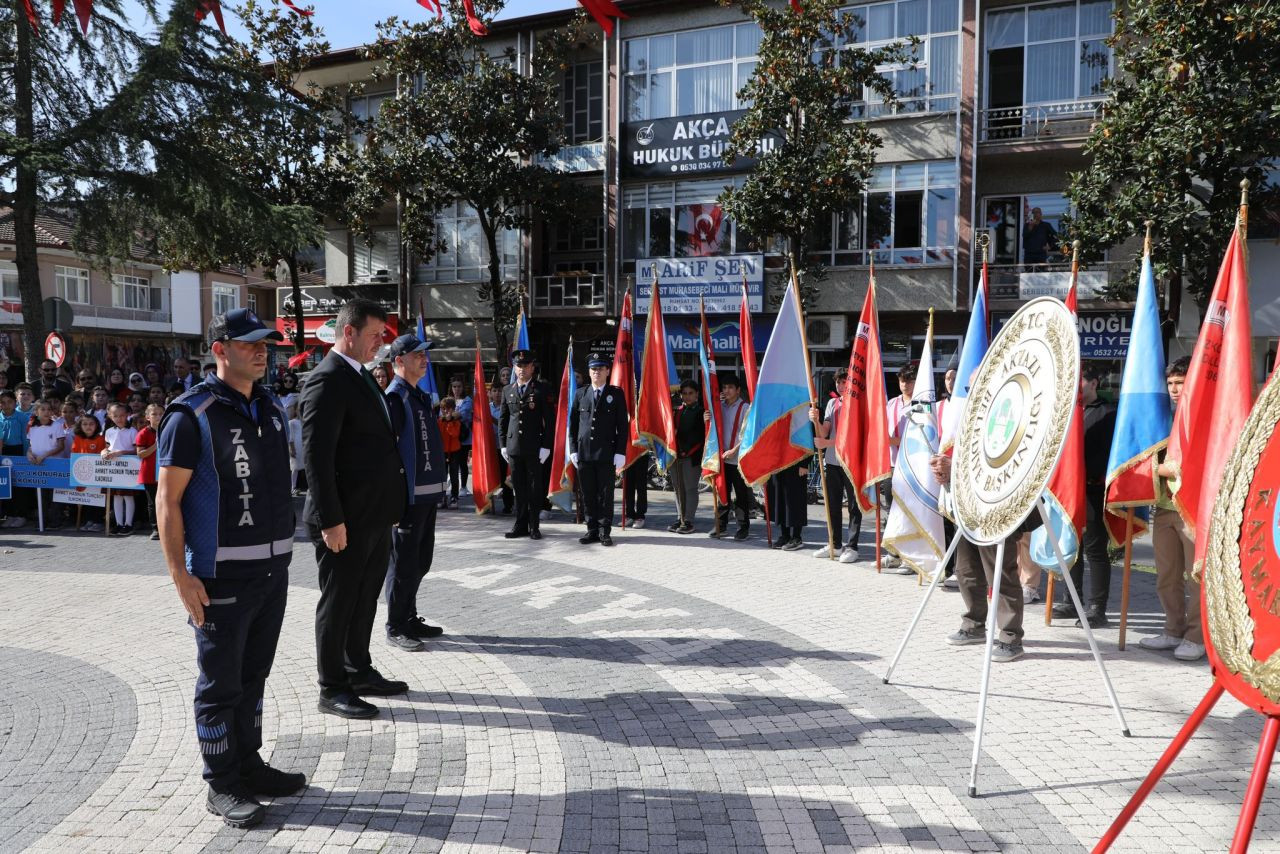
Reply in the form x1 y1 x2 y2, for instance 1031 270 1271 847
500 378 555 459
569 384 629 463
300 350 406 534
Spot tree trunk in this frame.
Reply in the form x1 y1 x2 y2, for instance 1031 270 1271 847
482 219 509 360
288 250 306 355
14 7 44 383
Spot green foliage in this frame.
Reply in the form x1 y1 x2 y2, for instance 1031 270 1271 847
718 0 914 305
350 0 592 354
1065 0 1280 306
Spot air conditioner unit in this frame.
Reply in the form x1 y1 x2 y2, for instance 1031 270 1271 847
806 315 847 350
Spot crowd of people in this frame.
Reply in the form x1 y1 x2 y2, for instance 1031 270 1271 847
2 301 1204 830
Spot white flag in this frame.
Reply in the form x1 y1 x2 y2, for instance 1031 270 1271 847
883 315 946 576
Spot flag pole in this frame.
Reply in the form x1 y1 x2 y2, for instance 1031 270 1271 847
742 271 772 546
871 256 883 573
620 284 632 533
791 267 837 560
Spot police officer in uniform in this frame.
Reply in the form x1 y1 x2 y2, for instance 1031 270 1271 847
569 352 629 546
156 308 303 829
500 349 554 539
383 334 448 651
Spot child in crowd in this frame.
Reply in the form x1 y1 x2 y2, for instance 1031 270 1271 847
287 401 304 495
439 396 463 508
136 403 163 539
103 402 138 535
14 382 35 419
25 400 66 529
127 392 146 418
54 400 78 459
1 389 29 528
72 414 108 532
90 387 111 428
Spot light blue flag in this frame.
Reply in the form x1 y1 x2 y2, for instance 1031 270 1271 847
416 312 440 405
940 265 988 451
1105 249 1170 520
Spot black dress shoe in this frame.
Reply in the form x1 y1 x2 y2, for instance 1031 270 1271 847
579 532 601 545
529 529 543 540
207 786 265 828
349 669 409 696
318 692 379 719
406 617 444 639
504 528 529 539
600 533 614 547
242 763 307 797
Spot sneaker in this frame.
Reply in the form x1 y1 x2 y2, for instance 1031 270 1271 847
734 526 749 541
782 538 804 551
149 530 160 541
406 616 444 639
676 523 695 535
81 520 103 532
1075 609 1109 629
387 629 424 652
3 516 26 528
992 641 1025 663
448 496 459 508
117 525 133 536
881 554 902 568
838 548 860 564
1138 633 1183 652
1022 586 1041 604
241 763 307 797
947 627 985 646
1051 602 1077 620
895 563 916 576
631 518 646 529
206 786 265 829
667 522 683 533
708 529 728 539
813 545 835 559
943 575 959 589
1173 639 1206 661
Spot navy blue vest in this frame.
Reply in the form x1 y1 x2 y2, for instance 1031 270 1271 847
386 375 447 507
166 378 295 579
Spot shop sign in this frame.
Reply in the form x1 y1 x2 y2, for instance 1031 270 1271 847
657 316 776 354
1017 270 1107 300
993 310 1132 359
276 284 398 317
534 142 605 173
621 109 781 178
636 255 764 314
276 314 399 347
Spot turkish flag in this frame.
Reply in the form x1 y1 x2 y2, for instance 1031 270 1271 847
635 282 676 460
834 277 890 512
470 343 502 514
739 278 759 398
1168 225 1255 568
610 291 645 472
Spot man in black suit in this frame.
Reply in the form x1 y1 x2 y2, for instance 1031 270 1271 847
569 352 629 546
499 349 554 540
300 298 408 720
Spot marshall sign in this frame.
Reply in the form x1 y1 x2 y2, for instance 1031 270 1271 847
276 284 398 317
622 109 781 178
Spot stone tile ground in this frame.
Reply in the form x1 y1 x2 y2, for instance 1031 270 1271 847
1 492 1276 852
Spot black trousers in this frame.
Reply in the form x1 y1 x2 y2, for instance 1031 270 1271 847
579 460 616 534
192 569 288 791
446 450 466 499
510 454 543 532
314 522 392 693
1064 485 1112 612
716 463 752 531
385 502 439 631
623 458 648 519
822 464 863 549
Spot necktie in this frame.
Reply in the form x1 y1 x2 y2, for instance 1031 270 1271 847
594 388 601 403
361 368 391 427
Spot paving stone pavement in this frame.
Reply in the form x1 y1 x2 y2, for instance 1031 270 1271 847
1 493 1278 853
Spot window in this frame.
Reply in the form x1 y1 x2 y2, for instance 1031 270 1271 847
984 0 1113 114
213 284 239 316
624 24 762 121
981 193 1070 265
623 178 765 261
54 266 90 304
112 274 161 311
353 228 400 282
413 201 519 284
837 0 962 116
563 62 603 143
0 264 20 301
810 160 957 266
247 292 258 314
350 90 393 149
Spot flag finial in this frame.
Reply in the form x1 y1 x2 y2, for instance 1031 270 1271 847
977 231 989 263
1240 178 1251 235
1143 220 1154 255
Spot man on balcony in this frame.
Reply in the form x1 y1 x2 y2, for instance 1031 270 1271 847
1022 207 1059 265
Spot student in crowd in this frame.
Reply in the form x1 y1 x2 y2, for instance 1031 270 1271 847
809 369 862 562
1 388 29 528
669 380 704 534
137 404 164 540
438 396 463 508
91 387 111 428
622 452 649 528
128 391 146 418
713 375 752 541
1142 357 1204 661
147 385 167 407
144 363 165 390
768 460 809 551
72 413 107 532
14 382 35 419
449 377 474 496
880 365 917 568
54 400 77 459
26 400 66 529
107 368 130 403
103 402 139 535
287 401 304 496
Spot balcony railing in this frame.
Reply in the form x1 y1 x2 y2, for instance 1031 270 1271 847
982 260 1127 301
531 273 606 311
980 98 1105 143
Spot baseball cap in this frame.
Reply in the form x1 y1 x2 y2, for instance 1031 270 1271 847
387 334 434 360
208 308 284 344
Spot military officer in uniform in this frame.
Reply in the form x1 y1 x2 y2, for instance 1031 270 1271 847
500 349 554 539
569 352 629 546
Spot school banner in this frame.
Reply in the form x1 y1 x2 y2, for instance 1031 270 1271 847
1 456 70 490
69 454 144 491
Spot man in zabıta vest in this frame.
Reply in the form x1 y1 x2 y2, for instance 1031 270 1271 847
713 374 753 541
156 308 303 829
383 334 449 652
